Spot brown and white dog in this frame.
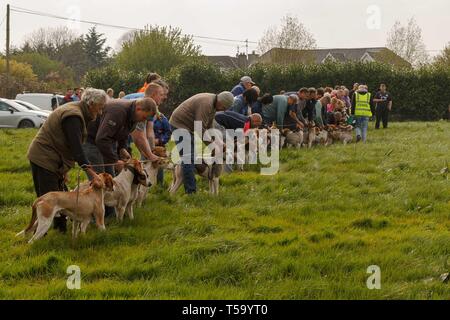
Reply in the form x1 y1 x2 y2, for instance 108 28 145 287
17 173 114 243
303 124 320 149
327 125 353 145
104 159 149 221
281 129 304 148
315 128 331 146
135 147 171 207
169 161 223 195
76 159 150 222
168 146 225 196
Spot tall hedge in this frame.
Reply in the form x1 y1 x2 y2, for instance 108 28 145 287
83 61 450 121
83 66 145 95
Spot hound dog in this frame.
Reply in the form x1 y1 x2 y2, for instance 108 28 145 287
17 173 114 243
168 146 225 195
135 147 171 207
76 159 150 222
281 128 304 148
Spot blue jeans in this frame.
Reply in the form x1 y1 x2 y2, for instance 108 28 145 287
171 125 197 194
355 117 369 143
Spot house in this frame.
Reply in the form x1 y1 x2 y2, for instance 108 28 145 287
206 47 411 69
257 47 411 68
205 52 259 71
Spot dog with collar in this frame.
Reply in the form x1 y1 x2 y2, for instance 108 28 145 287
168 148 224 195
77 159 150 222
136 147 171 207
281 128 304 148
17 173 114 243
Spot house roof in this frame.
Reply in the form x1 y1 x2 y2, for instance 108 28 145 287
205 56 239 69
206 47 411 69
260 47 409 66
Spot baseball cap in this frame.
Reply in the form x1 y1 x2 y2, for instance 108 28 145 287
240 76 255 85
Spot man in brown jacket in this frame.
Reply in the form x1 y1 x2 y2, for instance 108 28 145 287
169 92 234 194
27 88 107 233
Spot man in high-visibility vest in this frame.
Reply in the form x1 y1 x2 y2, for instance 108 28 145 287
351 85 373 143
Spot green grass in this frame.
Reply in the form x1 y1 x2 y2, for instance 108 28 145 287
0 121 449 300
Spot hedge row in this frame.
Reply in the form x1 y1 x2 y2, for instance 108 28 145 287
83 61 450 121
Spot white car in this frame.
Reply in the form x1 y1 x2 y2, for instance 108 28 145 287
0 98 48 128
15 93 65 112
14 100 52 115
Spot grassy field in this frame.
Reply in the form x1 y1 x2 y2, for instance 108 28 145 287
0 121 449 300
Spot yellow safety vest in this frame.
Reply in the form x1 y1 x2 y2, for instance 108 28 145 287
355 92 372 117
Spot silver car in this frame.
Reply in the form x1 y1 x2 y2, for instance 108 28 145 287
0 98 48 128
14 100 52 115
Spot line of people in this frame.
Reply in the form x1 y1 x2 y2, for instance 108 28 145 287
228 76 393 143
26 73 394 234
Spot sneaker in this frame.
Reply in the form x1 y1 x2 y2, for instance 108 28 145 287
356 135 362 143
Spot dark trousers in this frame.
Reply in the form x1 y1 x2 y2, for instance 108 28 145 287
171 126 197 194
375 106 389 129
30 162 67 233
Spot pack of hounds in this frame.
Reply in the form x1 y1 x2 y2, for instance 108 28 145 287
17 121 354 243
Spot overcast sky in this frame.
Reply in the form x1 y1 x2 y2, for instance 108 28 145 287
0 0 449 57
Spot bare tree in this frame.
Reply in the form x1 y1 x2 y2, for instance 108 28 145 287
258 15 317 54
386 18 429 67
22 26 79 54
434 43 450 67
116 30 138 51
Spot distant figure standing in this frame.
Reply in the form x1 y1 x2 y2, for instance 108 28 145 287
352 85 373 143
373 84 392 129
118 91 126 99
71 88 82 102
107 88 115 100
62 88 74 104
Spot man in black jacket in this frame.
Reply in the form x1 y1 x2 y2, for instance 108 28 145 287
373 83 393 129
86 98 158 176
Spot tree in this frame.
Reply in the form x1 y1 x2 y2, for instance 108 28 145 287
115 25 201 74
386 18 429 68
434 43 450 68
257 15 317 54
12 52 75 81
83 27 111 70
18 26 113 81
20 26 79 59
0 58 41 98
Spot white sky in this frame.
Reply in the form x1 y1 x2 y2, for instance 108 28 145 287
0 0 449 57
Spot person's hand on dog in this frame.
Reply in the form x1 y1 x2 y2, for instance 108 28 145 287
119 149 131 161
146 152 160 163
115 160 126 172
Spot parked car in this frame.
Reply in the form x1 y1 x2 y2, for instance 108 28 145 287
0 98 48 128
14 100 52 115
15 93 65 112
